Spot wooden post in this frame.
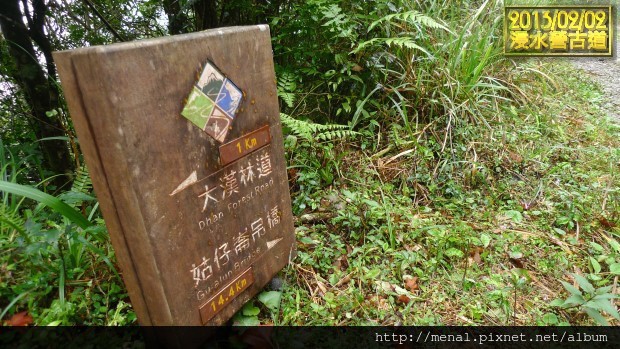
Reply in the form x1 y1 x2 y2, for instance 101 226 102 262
54 25 296 327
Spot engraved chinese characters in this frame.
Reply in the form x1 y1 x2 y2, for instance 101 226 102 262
172 147 278 286
182 62 243 142
54 26 296 327
169 139 287 323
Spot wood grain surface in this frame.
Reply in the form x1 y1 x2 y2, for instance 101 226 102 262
54 25 296 328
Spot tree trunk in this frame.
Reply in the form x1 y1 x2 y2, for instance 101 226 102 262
163 0 190 35
193 0 218 30
0 0 74 190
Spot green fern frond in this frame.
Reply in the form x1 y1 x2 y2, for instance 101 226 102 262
315 130 359 141
59 165 96 209
0 202 25 234
353 9 450 55
368 10 452 33
352 37 430 56
278 92 296 109
71 165 92 195
277 71 298 108
280 113 357 142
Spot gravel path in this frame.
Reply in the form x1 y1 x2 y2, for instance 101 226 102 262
572 19 619 122
575 58 620 122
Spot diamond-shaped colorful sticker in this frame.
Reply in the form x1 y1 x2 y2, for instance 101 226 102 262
181 61 243 142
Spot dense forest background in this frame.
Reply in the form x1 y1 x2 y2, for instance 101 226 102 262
1 0 619 326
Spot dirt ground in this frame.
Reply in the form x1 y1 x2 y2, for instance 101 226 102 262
572 21 619 122
575 58 620 122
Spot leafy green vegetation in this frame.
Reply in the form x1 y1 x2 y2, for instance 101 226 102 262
274 58 620 325
1 0 618 326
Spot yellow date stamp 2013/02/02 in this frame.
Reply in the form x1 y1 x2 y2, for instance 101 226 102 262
504 5 614 56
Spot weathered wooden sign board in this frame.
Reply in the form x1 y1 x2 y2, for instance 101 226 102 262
53 25 296 326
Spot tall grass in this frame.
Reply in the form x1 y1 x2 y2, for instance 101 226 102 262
0 139 130 325
336 0 525 192
380 0 518 128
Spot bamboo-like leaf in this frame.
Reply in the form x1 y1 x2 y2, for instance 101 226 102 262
562 294 585 307
76 235 120 280
34 136 72 143
583 307 609 325
0 291 30 320
610 263 620 275
560 280 582 296
592 294 617 300
0 181 91 229
587 299 620 320
590 257 601 274
572 274 595 294
595 286 614 295
549 299 564 307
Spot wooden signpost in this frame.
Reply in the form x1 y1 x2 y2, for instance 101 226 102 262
54 25 296 326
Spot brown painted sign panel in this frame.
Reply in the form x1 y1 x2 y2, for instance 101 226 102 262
54 25 296 326
219 125 271 166
199 267 254 323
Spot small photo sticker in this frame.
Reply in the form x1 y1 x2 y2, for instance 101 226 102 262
181 87 215 130
181 61 243 143
196 62 225 100
216 79 243 119
204 106 232 143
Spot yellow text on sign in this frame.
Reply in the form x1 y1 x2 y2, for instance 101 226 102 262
199 267 254 323
236 137 258 154
219 125 271 166
507 9 608 32
504 6 613 56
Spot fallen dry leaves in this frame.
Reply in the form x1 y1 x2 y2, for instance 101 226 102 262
404 276 419 292
469 247 484 266
396 294 411 305
4 311 33 326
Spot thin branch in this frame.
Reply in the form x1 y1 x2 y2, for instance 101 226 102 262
60 0 91 32
20 0 32 28
81 0 125 42
29 0 57 79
